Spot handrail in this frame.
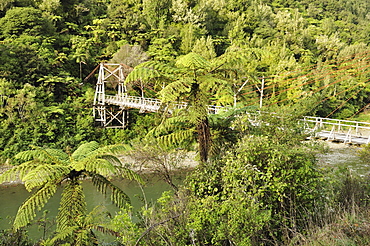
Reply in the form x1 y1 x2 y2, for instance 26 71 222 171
303 116 370 128
104 94 226 114
102 94 370 144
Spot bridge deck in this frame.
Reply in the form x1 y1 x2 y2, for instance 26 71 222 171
105 94 226 114
303 117 370 145
313 131 369 145
98 93 370 145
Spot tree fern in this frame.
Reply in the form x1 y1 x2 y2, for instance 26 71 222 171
147 115 191 138
3 141 141 245
91 143 131 156
13 182 58 230
136 60 180 74
43 226 78 246
22 164 70 192
0 161 39 183
14 147 69 164
74 158 116 177
125 67 161 82
159 78 192 102
71 141 100 161
57 180 87 232
85 205 120 237
46 205 119 246
155 129 195 148
91 174 131 208
176 52 211 70
199 75 231 96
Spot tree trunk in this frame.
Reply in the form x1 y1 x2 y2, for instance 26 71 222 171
197 117 211 163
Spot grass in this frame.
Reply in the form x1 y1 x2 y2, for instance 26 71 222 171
289 169 370 246
296 207 370 246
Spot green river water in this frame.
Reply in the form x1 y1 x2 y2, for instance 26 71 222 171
0 144 369 241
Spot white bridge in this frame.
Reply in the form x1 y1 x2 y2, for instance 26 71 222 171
105 94 225 114
92 63 370 145
303 117 370 145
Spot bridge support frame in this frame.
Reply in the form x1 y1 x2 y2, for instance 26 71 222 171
93 63 128 128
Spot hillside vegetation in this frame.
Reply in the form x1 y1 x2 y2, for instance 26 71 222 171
0 0 370 160
0 1 370 245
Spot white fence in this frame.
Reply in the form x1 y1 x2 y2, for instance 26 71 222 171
105 94 226 114
303 116 370 144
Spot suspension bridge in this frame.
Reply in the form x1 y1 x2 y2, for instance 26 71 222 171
92 63 370 145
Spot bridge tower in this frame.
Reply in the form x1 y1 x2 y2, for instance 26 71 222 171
93 63 128 128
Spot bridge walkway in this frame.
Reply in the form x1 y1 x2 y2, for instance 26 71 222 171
92 63 370 145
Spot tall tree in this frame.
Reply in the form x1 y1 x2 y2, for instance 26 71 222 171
0 141 142 244
126 51 242 162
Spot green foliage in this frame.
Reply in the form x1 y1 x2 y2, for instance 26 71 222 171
0 7 54 38
112 207 143 245
0 0 370 243
182 112 325 244
0 228 34 246
0 141 142 245
129 51 243 162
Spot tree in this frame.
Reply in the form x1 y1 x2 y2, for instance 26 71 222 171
0 141 142 245
126 51 242 162
0 7 55 38
182 111 324 244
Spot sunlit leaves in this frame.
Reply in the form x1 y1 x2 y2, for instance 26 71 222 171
92 174 131 209
176 52 211 70
13 182 58 230
0 141 141 245
71 141 100 161
23 164 70 191
57 180 87 232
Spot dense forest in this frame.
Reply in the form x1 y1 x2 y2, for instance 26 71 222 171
1 0 370 160
0 0 370 245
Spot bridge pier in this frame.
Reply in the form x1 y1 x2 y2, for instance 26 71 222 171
93 63 129 128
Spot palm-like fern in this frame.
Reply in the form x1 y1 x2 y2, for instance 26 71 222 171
0 141 142 244
126 52 243 162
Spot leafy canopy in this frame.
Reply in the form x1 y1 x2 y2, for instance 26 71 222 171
0 141 142 244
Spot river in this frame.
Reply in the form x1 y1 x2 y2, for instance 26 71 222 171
0 143 369 241
317 143 370 176
0 172 185 239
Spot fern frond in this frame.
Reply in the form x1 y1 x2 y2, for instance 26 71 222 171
78 158 116 177
71 141 100 161
99 155 122 166
85 205 120 237
176 52 211 70
159 78 192 102
146 115 190 138
155 129 195 148
23 165 70 192
212 48 248 68
199 76 230 94
125 67 160 83
13 182 58 230
14 147 68 165
94 225 120 237
57 180 86 232
0 161 40 184
75 144 130 168
91 174 130 208
92 144 131 156
136 60 180 74
116 166 144 184
44 226 78 246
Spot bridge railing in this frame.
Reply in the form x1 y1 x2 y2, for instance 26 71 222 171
105 94 227 114
303 116 370 143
